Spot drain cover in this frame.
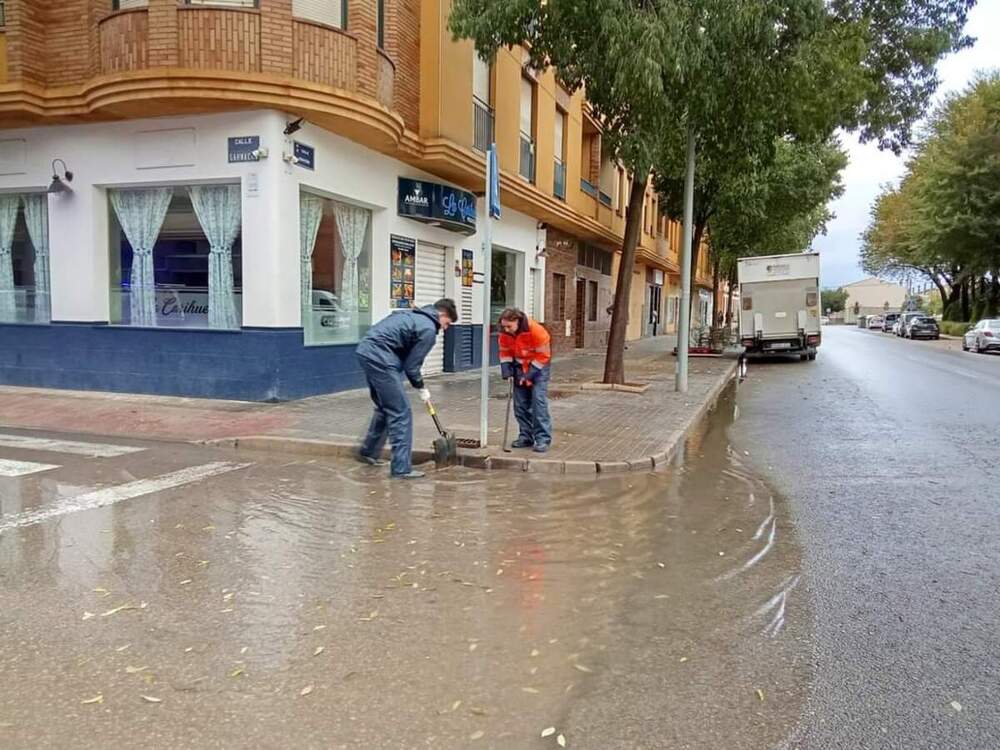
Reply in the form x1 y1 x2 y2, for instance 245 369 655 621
455 438 482 449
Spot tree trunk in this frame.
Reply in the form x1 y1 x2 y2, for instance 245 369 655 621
603 173 649 385
989 270 1000 317
961 278 970 321
725 269 736 326
687 219 707 318
711 255 721 327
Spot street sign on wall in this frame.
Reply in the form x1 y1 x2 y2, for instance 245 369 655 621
228 136 260 163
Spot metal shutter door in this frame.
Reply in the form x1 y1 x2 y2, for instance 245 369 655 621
415 243 447 376
292 0 344 28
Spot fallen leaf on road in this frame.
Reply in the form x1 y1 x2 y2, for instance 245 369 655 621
469 707 487 716
313 625 326 631
240 646 249 655
950 701 963 713
179 579 192 585
140 695 162 704
82 612 95 621
470 730 484 741
541 727 556 738
101 604 137 617
124 665 148 674
530 649 540 657
521 687 539 694
229 668 245 678
451 700 462 712
115 644 131 653
313 646 325 657
468 643 478 652
573 664 592 673
300 685 314 696
755 689 765 702
557 734 567 748
81 695 103 705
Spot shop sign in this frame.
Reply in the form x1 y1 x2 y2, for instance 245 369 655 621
390 235 416 309
293 141 315 170
398 178 477 235
228 136 261 163
462 249 475 288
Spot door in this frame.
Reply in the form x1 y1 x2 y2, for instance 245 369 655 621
646 285 662 337
575 279 587 348
415 242 447 376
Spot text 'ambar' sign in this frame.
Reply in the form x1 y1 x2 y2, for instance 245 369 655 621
398 178 477 235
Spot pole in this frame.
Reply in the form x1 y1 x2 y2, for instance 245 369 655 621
676 126 696 393
479 149 495 448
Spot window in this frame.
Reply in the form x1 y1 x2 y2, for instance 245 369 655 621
108 185 242 330
588 280 598 322
519 76 536 182
0 1 5 26
376 0 385 48
292 0 346 29
577 244 612 275
551 273 566 321
113 0 148 9
0 193 51 324
183 0 260 7
490 249 518 325
300 191 372 345
553 108 567 200
472 53 494 153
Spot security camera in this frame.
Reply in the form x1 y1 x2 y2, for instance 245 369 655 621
283 152 301 165
251 147 269 160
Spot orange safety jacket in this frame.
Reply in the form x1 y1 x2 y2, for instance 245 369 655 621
498 317 552 375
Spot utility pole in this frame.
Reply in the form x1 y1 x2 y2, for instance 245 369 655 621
479 144 499 447
675 127 696 393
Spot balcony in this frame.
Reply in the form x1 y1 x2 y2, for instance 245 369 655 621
99 9 150 75
553 159 566 200
376 48 394 109
473 96 494 153
519 133 535 183
177 6 261 73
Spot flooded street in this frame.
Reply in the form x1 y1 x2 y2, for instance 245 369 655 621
0 390 810 749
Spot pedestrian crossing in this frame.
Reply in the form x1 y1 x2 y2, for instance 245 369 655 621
0 431 252 532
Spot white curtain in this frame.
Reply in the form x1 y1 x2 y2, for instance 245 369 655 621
22 194 50 324
110 188 173 327
333 202 369 314
188 185 242 330
299 195 324 328
0 195 19 322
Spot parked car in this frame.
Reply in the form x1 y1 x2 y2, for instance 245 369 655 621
905 315 940 340
882 312 900 332
963 319 1000 354
867 315 884 329
896 312 922 336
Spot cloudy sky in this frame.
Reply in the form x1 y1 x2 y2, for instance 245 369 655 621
813 1 1000 289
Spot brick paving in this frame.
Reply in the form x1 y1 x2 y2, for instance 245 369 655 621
0 336 736 470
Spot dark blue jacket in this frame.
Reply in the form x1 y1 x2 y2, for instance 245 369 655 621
355 306 440 388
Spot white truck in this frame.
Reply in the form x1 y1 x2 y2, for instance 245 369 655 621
738 252 822 360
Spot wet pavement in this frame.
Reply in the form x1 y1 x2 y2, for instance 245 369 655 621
0 392 809 749
731 325 1000 749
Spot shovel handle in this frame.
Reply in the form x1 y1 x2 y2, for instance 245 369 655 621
425 399 448 437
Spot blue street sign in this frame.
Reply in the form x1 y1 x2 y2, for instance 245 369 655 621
488 144 501 219
228 136 260 163
293 141 315 170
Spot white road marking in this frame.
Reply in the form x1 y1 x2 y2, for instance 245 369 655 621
0 434 145 458
0 458 61 478
0 461 251 533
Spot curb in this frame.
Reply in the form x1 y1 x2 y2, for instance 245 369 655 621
207 361 738 475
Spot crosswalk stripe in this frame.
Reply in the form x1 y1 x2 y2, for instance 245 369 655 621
0 458 61 478
0 461 251 533
0 434 145 458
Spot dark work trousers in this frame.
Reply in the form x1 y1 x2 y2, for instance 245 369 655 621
358 357 413 476
512 366 553 447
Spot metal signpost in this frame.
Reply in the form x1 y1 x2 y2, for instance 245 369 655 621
479 144 501 447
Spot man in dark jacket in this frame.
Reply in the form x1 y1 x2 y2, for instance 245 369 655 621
355 299 458 479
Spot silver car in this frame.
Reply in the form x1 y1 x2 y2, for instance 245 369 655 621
963 319 1000 354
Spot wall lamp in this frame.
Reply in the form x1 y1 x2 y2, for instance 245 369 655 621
48 159 74 194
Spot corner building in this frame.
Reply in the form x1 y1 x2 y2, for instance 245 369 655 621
0 0 687 400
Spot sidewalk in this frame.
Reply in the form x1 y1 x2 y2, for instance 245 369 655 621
0 336 736 474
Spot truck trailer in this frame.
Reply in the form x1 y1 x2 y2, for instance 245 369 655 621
738 252 821 360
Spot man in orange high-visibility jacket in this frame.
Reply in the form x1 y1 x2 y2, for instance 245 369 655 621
498 308 553 453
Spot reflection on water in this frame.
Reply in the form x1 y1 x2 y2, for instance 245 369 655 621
0 388 811 748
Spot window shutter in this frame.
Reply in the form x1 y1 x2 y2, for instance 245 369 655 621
293 0 345 29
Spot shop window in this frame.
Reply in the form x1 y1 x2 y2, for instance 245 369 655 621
108 185 242 330
0 193 51 324
552 273 566 321
588 280 598 322
293 0 346 30
300 191 372 346
490 249 518 324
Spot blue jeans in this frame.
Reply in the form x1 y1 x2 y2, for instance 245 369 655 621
358 357 413 476
512 366 552 447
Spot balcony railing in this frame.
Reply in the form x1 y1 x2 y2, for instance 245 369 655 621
580 178 599 199
554 160 566 200
473 96 494 153
519 133 535 183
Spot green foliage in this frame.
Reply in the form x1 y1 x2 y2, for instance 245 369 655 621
822 287 849 314
940 320 971 337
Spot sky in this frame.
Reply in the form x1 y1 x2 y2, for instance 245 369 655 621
813 0 1000 289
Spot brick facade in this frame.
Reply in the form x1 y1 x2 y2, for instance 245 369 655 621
292 21 357 90
177 8 261 73
147 0 179 69
260 0 292 76
348 0 378 99
99 10 148 75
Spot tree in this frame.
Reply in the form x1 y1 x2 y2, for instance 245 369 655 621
822 287 849 314
450 0 975 382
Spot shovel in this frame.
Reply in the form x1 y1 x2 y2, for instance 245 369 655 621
424 397 459 466
502 378 514 452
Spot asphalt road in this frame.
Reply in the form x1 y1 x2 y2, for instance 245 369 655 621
731 325 1000 749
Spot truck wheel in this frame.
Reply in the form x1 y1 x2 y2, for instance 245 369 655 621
800 354 808 362
808 353 817 361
